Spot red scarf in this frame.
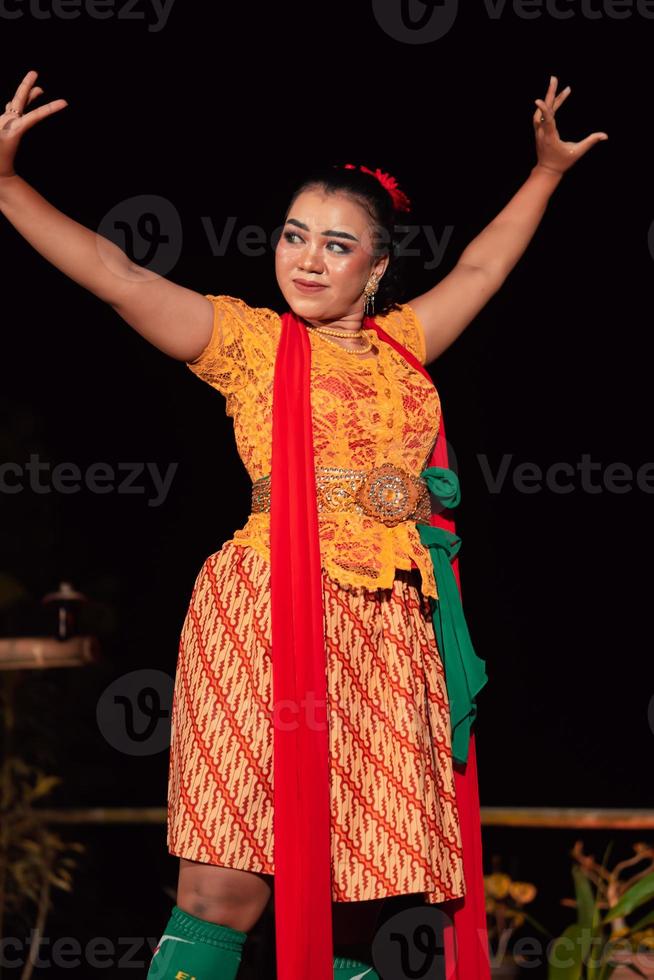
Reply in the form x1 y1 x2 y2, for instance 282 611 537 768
270 309 491 980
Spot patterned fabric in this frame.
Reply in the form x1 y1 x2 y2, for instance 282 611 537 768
167 541 465 904
185 295 441 597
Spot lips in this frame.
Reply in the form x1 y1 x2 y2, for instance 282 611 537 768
293 279 327 291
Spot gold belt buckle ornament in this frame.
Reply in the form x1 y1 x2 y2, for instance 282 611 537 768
353 462 420 527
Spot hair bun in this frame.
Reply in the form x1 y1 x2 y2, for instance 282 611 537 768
342 163 412 213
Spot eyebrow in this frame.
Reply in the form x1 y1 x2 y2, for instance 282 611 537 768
285 218 359 242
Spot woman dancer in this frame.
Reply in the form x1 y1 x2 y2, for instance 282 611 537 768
0 70 607 980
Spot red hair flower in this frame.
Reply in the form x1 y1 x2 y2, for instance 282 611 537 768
343 163 412 213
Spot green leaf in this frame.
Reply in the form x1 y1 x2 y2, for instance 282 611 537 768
586 862 607 980
586 923 607 980
547 924 584 980
573 866 596 939
600 841 615 870
601 874 654 923
628 908 654 933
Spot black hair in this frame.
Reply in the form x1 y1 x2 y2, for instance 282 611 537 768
281 163 411 317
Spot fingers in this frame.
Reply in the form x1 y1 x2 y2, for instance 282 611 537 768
533 98 557 132
544 74 558 110
16 99 68 133
2 70 67 135
553 85 571 112
27 86 44 105
531 75 608 172
6 87 44 111
533 76 571 127
9 69 39 114
571 132 610 158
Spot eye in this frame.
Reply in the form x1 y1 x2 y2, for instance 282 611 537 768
282 231 351 254
327 241 351 254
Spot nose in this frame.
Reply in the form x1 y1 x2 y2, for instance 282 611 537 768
297 240 324 274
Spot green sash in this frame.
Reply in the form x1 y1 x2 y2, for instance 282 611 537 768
417 466 488 765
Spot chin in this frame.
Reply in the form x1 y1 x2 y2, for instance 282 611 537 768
284 289 331 316
293 304 327 325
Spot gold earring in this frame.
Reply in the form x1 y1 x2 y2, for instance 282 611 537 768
363 273 380 317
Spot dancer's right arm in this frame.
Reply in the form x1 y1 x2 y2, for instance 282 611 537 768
0 71 216 363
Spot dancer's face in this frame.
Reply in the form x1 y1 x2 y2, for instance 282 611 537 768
275 187 388 325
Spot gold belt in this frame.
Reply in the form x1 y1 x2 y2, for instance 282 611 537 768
251 462 432 528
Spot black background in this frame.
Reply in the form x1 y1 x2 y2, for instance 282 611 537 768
0 1 651 976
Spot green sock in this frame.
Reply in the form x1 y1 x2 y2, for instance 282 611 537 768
147 904 247 979
333 955 380 979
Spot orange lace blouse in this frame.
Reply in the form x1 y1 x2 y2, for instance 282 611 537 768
186 294 441 598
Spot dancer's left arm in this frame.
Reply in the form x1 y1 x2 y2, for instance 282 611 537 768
411 75 609 366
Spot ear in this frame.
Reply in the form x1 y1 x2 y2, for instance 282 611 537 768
374 252 390 281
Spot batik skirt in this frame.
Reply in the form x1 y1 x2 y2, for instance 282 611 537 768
167 540 465 905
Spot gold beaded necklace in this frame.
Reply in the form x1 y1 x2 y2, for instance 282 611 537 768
313 332 373 356
312 324 374 356
314 325 364 337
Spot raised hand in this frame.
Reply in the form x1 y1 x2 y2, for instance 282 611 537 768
0 69 68 178
533 75 608 176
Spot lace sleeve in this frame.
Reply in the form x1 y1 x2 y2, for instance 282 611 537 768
185 294 279 396
375 302 427 366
